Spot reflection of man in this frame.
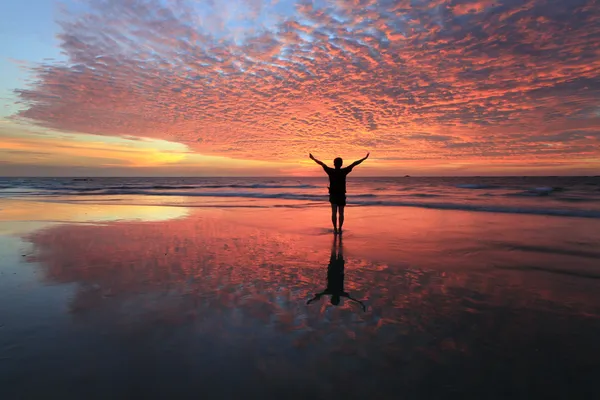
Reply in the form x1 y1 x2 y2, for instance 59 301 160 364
307 235 366 311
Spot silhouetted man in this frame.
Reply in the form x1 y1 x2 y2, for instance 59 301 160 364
309 152 369 234
306 235 366 311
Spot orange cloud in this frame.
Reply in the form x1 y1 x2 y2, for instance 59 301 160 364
452 0 498 15
5 0 600 174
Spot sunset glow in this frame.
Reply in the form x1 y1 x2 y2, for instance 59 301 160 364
2 0 600 176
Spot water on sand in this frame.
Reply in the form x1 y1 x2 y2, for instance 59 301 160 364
1 190 600 399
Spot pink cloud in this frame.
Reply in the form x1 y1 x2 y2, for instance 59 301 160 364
8 0 600 165
452 0 498 15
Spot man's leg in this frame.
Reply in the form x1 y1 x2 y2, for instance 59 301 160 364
338 205 345 232
331 204 338 232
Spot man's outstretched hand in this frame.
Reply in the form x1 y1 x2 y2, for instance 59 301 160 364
365 152 370 159
309 153 315 160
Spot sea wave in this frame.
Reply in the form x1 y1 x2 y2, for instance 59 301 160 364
409 193 441 198
348 199 600 218
94 190 328 199
7 183 320 192
456 184 499 189
39 189 600 219
82 190 377 199
491 242 600 260
201 183 318 189
510 187 565 197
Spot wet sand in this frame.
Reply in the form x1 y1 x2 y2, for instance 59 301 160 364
1 198 600 399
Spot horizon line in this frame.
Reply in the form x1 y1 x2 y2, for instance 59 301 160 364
1 175 599 179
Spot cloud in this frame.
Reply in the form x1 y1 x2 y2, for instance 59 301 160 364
8 0 600 166
407 133 456 142
452 0 499 15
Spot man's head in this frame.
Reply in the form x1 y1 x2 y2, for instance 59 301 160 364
331 295 341 305
333 157 343 169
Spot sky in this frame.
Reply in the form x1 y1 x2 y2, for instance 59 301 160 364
1 0 599 176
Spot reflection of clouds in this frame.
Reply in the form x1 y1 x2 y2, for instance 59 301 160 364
10 0 600 164
15 207 600 396
23 208 600 323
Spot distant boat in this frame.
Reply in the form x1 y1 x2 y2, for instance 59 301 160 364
404 175 410 178
72 178 92 181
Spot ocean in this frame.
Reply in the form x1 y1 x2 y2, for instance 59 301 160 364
1 176 600 218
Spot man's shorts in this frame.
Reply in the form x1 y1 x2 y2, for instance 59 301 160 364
329 193 346 206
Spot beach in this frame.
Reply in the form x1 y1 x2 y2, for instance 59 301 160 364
2 179 600 399
3 0 600 396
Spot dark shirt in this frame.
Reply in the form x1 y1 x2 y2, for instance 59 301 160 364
324 166 353 194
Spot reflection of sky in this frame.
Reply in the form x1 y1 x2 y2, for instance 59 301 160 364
0 199 188 235
2 198 600 397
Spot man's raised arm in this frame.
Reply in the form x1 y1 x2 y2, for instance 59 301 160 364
309 153 328 169
348 152 370 169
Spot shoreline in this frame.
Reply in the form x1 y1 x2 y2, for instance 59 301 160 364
2 197 600 286
3 193 600 220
